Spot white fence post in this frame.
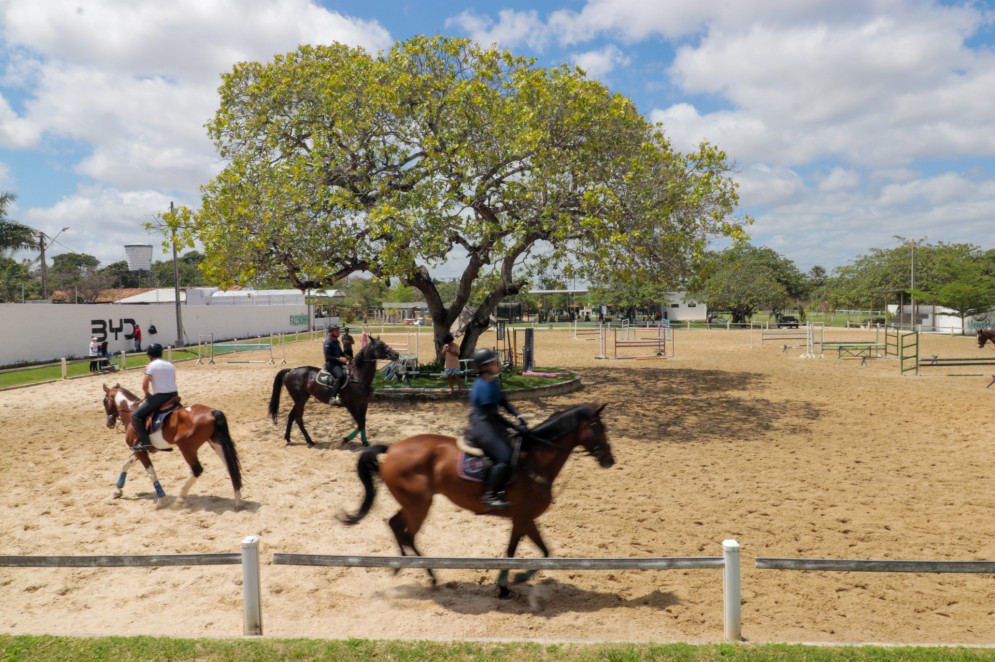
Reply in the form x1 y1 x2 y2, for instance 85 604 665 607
241 535 263 636
61 358 67 379
723 539 742 642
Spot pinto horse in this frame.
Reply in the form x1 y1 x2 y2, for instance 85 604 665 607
977 329 995 349
268 336 399 446
342 403 613 598
102 384 243 510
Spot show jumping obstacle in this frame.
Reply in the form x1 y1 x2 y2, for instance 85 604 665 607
597 321 672 360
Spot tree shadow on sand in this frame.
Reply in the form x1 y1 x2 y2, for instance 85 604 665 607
559 367 822 444
384 577 680 617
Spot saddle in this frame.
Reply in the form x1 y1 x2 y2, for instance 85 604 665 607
145 397 182 435
455 433 522 483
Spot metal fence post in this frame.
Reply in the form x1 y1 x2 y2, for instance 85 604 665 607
723 539 741 642
241 536 262 636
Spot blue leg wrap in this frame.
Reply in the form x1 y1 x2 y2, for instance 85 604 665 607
116 473 127 489
153 481 165 498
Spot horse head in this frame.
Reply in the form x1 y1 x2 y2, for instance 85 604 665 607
978 329 993 349
102 383 136 429
367 337 400 363
579 403 614 468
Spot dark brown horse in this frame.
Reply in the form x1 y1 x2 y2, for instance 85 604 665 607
102 384 243 510
977 328 995 348
342 403 613 598
269 336 399 446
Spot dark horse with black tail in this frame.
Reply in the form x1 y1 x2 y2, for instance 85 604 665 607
977 328 995 349
342 403 613 598
269 337 399 446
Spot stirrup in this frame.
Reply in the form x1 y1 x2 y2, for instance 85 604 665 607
482 493 511 510
132 441 154 452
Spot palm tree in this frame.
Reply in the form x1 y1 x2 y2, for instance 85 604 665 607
0 193 36 256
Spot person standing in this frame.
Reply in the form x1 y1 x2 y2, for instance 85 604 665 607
323 325 348 404
89 336 100 373
468 347 528 510
133 324 142 353
130 344 178 452
341 326 355 362
441 333 463 394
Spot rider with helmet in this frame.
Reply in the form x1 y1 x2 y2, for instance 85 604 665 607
131 343 178 452
323 325 349 404
469 347 527 510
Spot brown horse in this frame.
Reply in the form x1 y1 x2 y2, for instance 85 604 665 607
268 336 399 446
102 384 243 510
342 403 613 598
977 328 995 348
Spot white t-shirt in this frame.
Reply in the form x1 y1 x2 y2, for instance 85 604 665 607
89 340 99 357
144 358 178 394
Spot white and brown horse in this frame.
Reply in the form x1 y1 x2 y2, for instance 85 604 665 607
102 384 243 510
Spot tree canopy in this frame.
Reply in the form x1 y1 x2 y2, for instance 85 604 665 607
690 244 803 323
0 193 35 257
174 35 748 355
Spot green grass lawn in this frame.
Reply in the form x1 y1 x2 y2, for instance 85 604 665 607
0 349 201 390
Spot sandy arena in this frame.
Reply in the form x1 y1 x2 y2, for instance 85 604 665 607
2 327 994 644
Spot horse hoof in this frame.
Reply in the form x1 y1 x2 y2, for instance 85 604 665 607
498 587 513 600
113 488 122 499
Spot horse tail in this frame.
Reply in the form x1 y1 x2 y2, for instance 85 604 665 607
341 443 388 525
269 368 291 422
211 410 242 493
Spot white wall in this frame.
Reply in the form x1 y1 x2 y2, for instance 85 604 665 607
662 293 708 322
0 303 312 366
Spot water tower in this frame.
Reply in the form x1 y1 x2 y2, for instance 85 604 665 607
124 243 153 288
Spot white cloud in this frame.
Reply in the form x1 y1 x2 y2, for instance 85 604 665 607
570 45 631 81
446 9 549 51
17 185 181 265
0 0 393 203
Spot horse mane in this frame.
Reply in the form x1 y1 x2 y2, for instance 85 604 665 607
527 404 595 443
114 384 140 402
353 338 380 369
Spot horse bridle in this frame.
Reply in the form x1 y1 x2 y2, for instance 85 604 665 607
525 413 612 461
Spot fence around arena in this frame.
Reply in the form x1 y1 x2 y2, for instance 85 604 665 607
273 539 742 642
0 536 263 636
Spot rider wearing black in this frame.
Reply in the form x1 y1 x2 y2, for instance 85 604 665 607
131 343 178 452
468 347 527 510
323 325 348 403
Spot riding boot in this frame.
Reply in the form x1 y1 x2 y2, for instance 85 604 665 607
132 426 154 452
330 375 347 405
481 463 511 510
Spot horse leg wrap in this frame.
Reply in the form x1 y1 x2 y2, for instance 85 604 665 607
360 430 368 446
514 569 537 584
153 481 165 498
345 429 360 441
116 473 127 490
497 569 510 588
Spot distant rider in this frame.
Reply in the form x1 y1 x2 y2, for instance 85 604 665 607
323 325 348 404
131 343 178 452
468 347 527 510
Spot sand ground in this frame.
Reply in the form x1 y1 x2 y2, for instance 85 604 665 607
2 326 994 644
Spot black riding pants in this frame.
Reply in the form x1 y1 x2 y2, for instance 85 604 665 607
469 414 512 465
132 391 178 440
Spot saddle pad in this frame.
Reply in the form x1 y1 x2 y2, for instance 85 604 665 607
457 451 488 482
317 369 333 386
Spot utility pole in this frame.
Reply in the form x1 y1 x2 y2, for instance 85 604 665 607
39 232 48 300
170 202 185 347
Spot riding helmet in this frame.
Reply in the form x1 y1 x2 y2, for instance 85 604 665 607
146 343 164 358
472 347 498 368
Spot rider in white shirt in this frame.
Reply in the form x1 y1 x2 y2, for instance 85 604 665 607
131 343 179 451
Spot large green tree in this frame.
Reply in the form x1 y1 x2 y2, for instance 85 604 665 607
690 244 802 323
911 249 995 330
176 36 747 356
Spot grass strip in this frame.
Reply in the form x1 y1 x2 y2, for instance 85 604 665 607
2 635 995 662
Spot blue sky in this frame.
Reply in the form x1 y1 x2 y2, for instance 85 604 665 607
1 0 993 277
